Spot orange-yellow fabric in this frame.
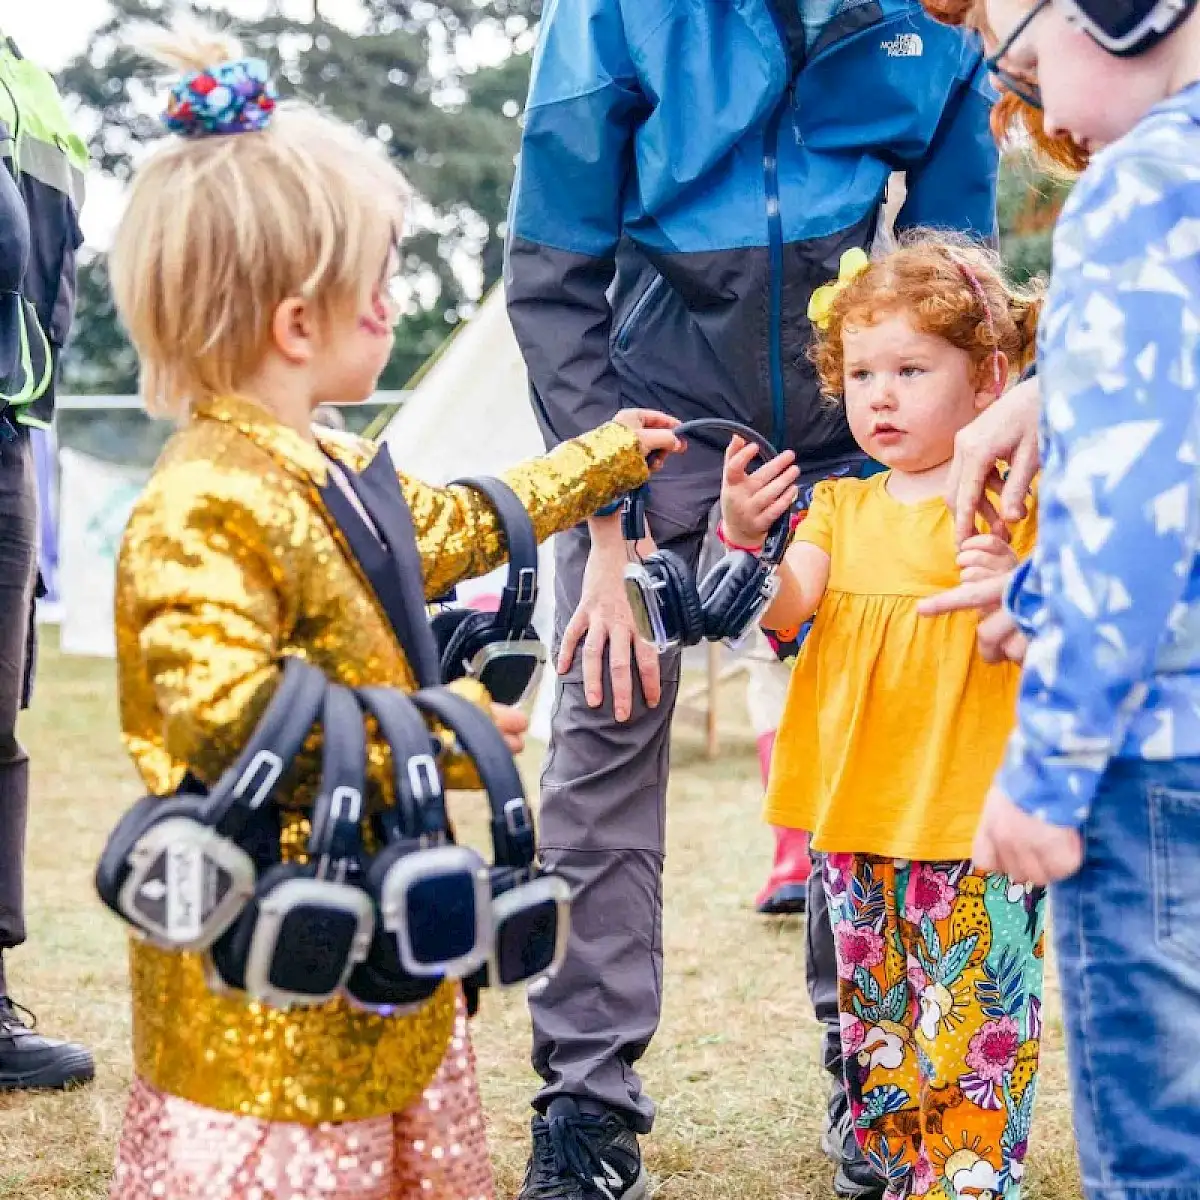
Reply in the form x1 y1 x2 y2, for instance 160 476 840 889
764 471 1037 860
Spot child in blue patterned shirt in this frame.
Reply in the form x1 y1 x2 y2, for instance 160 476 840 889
920 0 1200 1195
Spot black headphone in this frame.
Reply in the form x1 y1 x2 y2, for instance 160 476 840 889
409 687 571 991
344 686 491 1012
1066 0 1195 55
207 684 376 1010
431 476 547 707
94 657 326 951
622 418 795 654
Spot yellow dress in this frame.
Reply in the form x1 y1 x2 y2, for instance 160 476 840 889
763 471 1037 862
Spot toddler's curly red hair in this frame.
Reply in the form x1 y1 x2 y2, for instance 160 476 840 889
810 231 1045 401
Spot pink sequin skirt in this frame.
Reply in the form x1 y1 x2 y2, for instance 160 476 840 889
110 1001 494 1200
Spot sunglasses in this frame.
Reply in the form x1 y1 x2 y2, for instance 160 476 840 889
985 0 1050 110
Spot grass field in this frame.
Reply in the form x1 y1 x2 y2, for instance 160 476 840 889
0 635 1084 1198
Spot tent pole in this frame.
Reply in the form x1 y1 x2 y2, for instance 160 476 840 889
706 642 720 760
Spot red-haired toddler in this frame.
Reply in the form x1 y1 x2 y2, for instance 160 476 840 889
721 233 1045 1200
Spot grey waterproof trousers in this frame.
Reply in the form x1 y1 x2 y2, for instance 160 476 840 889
528 475 843 1134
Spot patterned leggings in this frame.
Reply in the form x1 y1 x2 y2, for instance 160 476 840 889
824 856 1046 1200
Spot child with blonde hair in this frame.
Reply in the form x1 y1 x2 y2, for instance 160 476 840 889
721 233 1044 1200
106 23 678 1200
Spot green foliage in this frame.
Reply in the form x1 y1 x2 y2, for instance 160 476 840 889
997 153 1074 285
61 253 138 395
60 0 539 393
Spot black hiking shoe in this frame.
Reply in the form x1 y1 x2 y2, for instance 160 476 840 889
518 1097 648 1200
755 881 809 915
0 998 95 1091
822 1086 886 1200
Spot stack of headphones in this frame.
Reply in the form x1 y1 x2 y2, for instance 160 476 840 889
431 475 547 707
95 657 570 1011
621 418 797 654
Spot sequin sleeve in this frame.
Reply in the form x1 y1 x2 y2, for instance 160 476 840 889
118 458 516 806
405 420 649 601
117 461 297 787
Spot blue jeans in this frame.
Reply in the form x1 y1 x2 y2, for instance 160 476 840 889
1054 757 1200 1200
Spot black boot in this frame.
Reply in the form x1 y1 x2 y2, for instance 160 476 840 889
822 1086 887 1200
518 1097 647 1200
0 997 95 1090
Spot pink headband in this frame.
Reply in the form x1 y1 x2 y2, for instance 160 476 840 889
952 257 1002 390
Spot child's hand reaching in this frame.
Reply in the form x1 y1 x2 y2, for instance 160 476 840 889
956 532 1017 583
720 435 799 549
612 408 683 468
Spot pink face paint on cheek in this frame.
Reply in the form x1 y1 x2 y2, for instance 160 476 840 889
358 314 391 338
357 290 393 337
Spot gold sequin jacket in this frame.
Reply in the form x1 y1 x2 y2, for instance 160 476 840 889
115 394 648 1124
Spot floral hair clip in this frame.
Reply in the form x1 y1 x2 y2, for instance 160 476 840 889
808 248 871 332
163 57 277 137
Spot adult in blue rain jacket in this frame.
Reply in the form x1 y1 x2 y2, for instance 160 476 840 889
505 3 997 1197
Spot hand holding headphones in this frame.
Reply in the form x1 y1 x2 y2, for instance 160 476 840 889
622 418 797 653
719 434 800 553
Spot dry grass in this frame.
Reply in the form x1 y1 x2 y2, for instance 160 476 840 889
0 635 1083 1198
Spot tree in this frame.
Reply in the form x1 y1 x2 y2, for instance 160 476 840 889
60 0 540 391
61 253 139 395
997 153 1072 285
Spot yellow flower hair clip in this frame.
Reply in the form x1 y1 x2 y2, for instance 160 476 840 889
807 247 871 331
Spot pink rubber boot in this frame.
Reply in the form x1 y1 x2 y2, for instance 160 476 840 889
753 730 812 914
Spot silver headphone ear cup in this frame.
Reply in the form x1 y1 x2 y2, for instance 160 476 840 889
646 549 705 646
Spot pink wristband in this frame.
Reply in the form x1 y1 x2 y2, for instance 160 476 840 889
716 520 764 554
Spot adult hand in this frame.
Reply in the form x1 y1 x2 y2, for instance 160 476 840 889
491 703 529 756
558 521 660 723
916 572 1028 663
720 434 799 549
956 532 1017 584
612 408 683 468
947 375 1041 545
974 785 1084 885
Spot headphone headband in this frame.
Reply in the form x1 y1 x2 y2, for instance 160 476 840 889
450 476 538 635
204 657 327 836
623 418 793 568
356 686 446 839
673 418 782 462
308 685 367 867
409 687 535 870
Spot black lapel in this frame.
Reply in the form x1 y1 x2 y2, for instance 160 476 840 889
318 445 442 688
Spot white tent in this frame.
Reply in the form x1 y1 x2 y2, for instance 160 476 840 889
378 287 561 741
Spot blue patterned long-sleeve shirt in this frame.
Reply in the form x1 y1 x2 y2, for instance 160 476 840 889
997 83 1200 829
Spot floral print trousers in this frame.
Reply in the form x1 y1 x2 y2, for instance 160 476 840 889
824 855 1046 1200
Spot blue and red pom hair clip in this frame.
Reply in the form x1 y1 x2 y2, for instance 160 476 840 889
163 57 277 137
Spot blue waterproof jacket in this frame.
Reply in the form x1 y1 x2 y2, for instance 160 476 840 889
505 0 998 477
